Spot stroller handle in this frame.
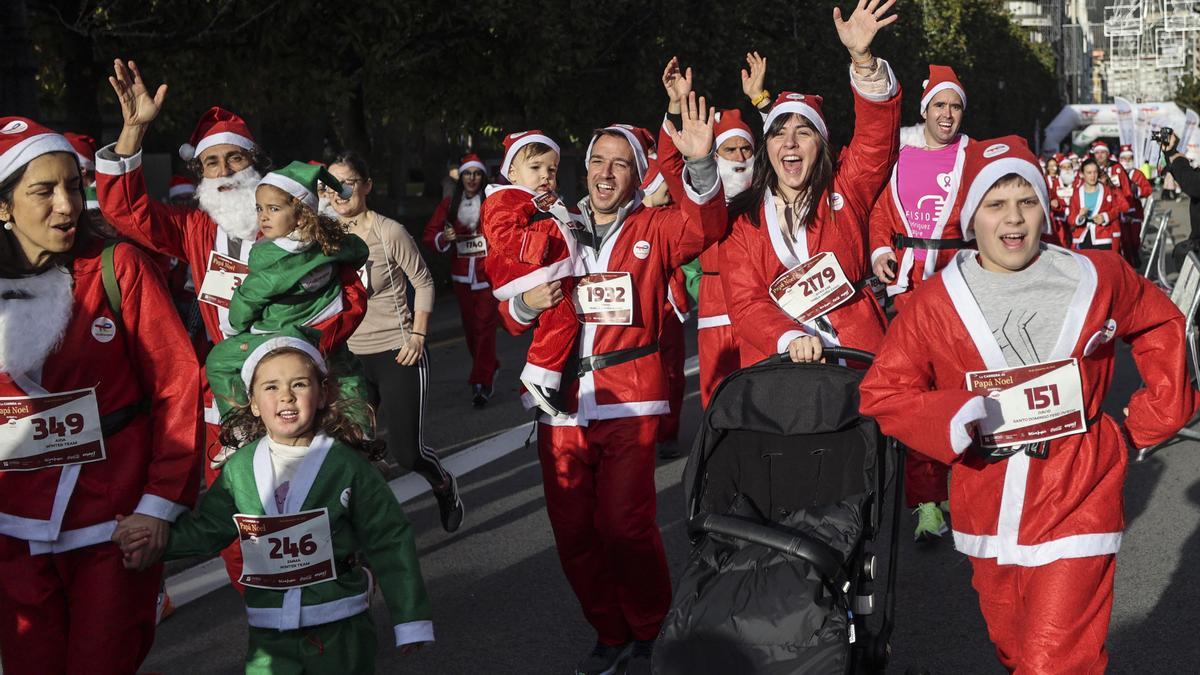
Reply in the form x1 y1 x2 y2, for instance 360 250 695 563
757 346 875 368
689 513 850 595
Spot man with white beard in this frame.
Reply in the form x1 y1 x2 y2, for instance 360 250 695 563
94 59 366 589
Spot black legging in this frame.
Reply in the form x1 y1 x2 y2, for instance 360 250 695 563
355 348 450 488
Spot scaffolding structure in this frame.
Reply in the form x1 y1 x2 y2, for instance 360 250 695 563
1103 0 1200 101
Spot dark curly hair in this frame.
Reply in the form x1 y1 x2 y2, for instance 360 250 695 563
218 347 384 461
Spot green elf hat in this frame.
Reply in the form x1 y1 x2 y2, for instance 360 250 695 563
257 160 352 211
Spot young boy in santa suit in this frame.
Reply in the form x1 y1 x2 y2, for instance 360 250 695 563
859 136 1198 672
481 132 580 418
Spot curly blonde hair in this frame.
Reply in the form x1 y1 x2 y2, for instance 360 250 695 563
289 198 350 256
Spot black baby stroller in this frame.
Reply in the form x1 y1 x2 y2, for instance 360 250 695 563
653 348 903 674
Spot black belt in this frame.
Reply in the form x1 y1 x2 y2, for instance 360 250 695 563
701 271 720 276
892 233 972 251
977 412 1102 462
577 342 658 376
100 400 149 438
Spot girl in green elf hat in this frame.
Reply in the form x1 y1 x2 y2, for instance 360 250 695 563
116 332 434 673
204 161 372 452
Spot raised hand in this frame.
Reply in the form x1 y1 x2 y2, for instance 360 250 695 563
833 0 898 62
741 51 768 101
108 59 167 129
664 92 715 160
661 57 694 111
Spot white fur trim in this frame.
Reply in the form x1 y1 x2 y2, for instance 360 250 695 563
715 128 755 151
764 102 828 140
920 81 967 115
168 183 195 198
27 519 115 555
246 581 370 630
192 131 256 160
394 621 435 647
500 134 560 178
134 493 189 522
0 133 76 184
94 144 143 176
777 329 809 354
0 268 74 378
520 362 562 389
870 246 893 265
586 126 649 180
960 159 1051 241
949 396 987 454
849 58 899 102
240 337 328 389
459 160 486 174
259 172 317 211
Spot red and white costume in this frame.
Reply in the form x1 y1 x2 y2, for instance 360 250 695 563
422 154 499 390
0 119 202 673
860 137 1198 672
722 66 901 366
482 131 580 391
94 108 364 588
1066 182 1126 253
499 122 727 646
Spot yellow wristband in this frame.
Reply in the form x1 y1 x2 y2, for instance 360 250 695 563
750 89 771 107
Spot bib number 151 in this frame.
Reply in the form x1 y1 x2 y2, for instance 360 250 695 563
1024 384 1061 410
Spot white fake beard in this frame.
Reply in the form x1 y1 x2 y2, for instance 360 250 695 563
1059 168 1077 184
718 156 754 200
0 267 73 377
1120 159 1135 172
196 166 263 242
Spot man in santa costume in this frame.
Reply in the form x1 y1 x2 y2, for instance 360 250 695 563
94 59 365 588
497 96 727 673
0 117 201 674
860 136 1197 672
1089 140 1142 264
867 64 969 541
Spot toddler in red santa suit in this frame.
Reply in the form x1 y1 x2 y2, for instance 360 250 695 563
860 136 1197 673
481 131 580 417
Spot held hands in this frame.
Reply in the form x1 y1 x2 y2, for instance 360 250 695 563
787 335 824 363
872 252 897 283
112 513 169 571
741 51 768 103
664 92 715 161
108 60 167 129
833 0 898 63
396 333 425 366
661 57 694 115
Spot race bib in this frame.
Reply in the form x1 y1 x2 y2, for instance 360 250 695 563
198 251 250 309
234 508 337 590
455 235 488 258
0 388 105 471
769 252 856 325
573 272 634 325
966 359 1087 448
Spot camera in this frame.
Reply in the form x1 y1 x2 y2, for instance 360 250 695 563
1151 126 1175 144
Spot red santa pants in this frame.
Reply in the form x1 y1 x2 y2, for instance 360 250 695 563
697 322 740 408
905 448 950 508
969 554 1114 674
657 310 685 443
0 536 160 675
205 421 245 594
522 280 579 388
538 417 672 645
452 282 500 388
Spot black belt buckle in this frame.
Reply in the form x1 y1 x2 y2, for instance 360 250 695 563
1024 441 1049 460
890 232 904 250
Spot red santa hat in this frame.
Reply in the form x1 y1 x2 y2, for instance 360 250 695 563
714 109 755 151
586 124 654 181
178 107 256 161
1089 139 1110 156
640 154 665 195
1119 144 1134 158
957 136 1051 241
499 130 560 178
459 153 486 175
1052 152 1065 164
168 174 197 199
763 92 828 140
0 117 75 185
920 65 967 115
62 132 97 172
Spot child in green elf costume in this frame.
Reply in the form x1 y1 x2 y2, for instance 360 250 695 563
205 161 371 444
117 332 433 673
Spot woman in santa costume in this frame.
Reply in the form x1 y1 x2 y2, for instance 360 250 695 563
1045 152 1073 244
860 136 1197 672
720 0 901 367
1067 158 1127 254
422 153 500 408
0 117 202 674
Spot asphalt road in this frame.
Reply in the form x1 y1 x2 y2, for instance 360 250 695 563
144 200 1200 673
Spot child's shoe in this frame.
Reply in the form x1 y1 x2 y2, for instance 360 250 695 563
913 501 948 542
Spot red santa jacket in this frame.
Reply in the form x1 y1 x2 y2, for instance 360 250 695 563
868 134 971 299
499 166 727 424
480 185 579 302
421 194 490 289
1067 183 1126 252
1126 165 1152 201
721 78 901 366
0 242 202 551
860 248 1196 565
96 149 367 422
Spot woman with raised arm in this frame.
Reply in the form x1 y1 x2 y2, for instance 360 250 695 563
721 0 901 365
